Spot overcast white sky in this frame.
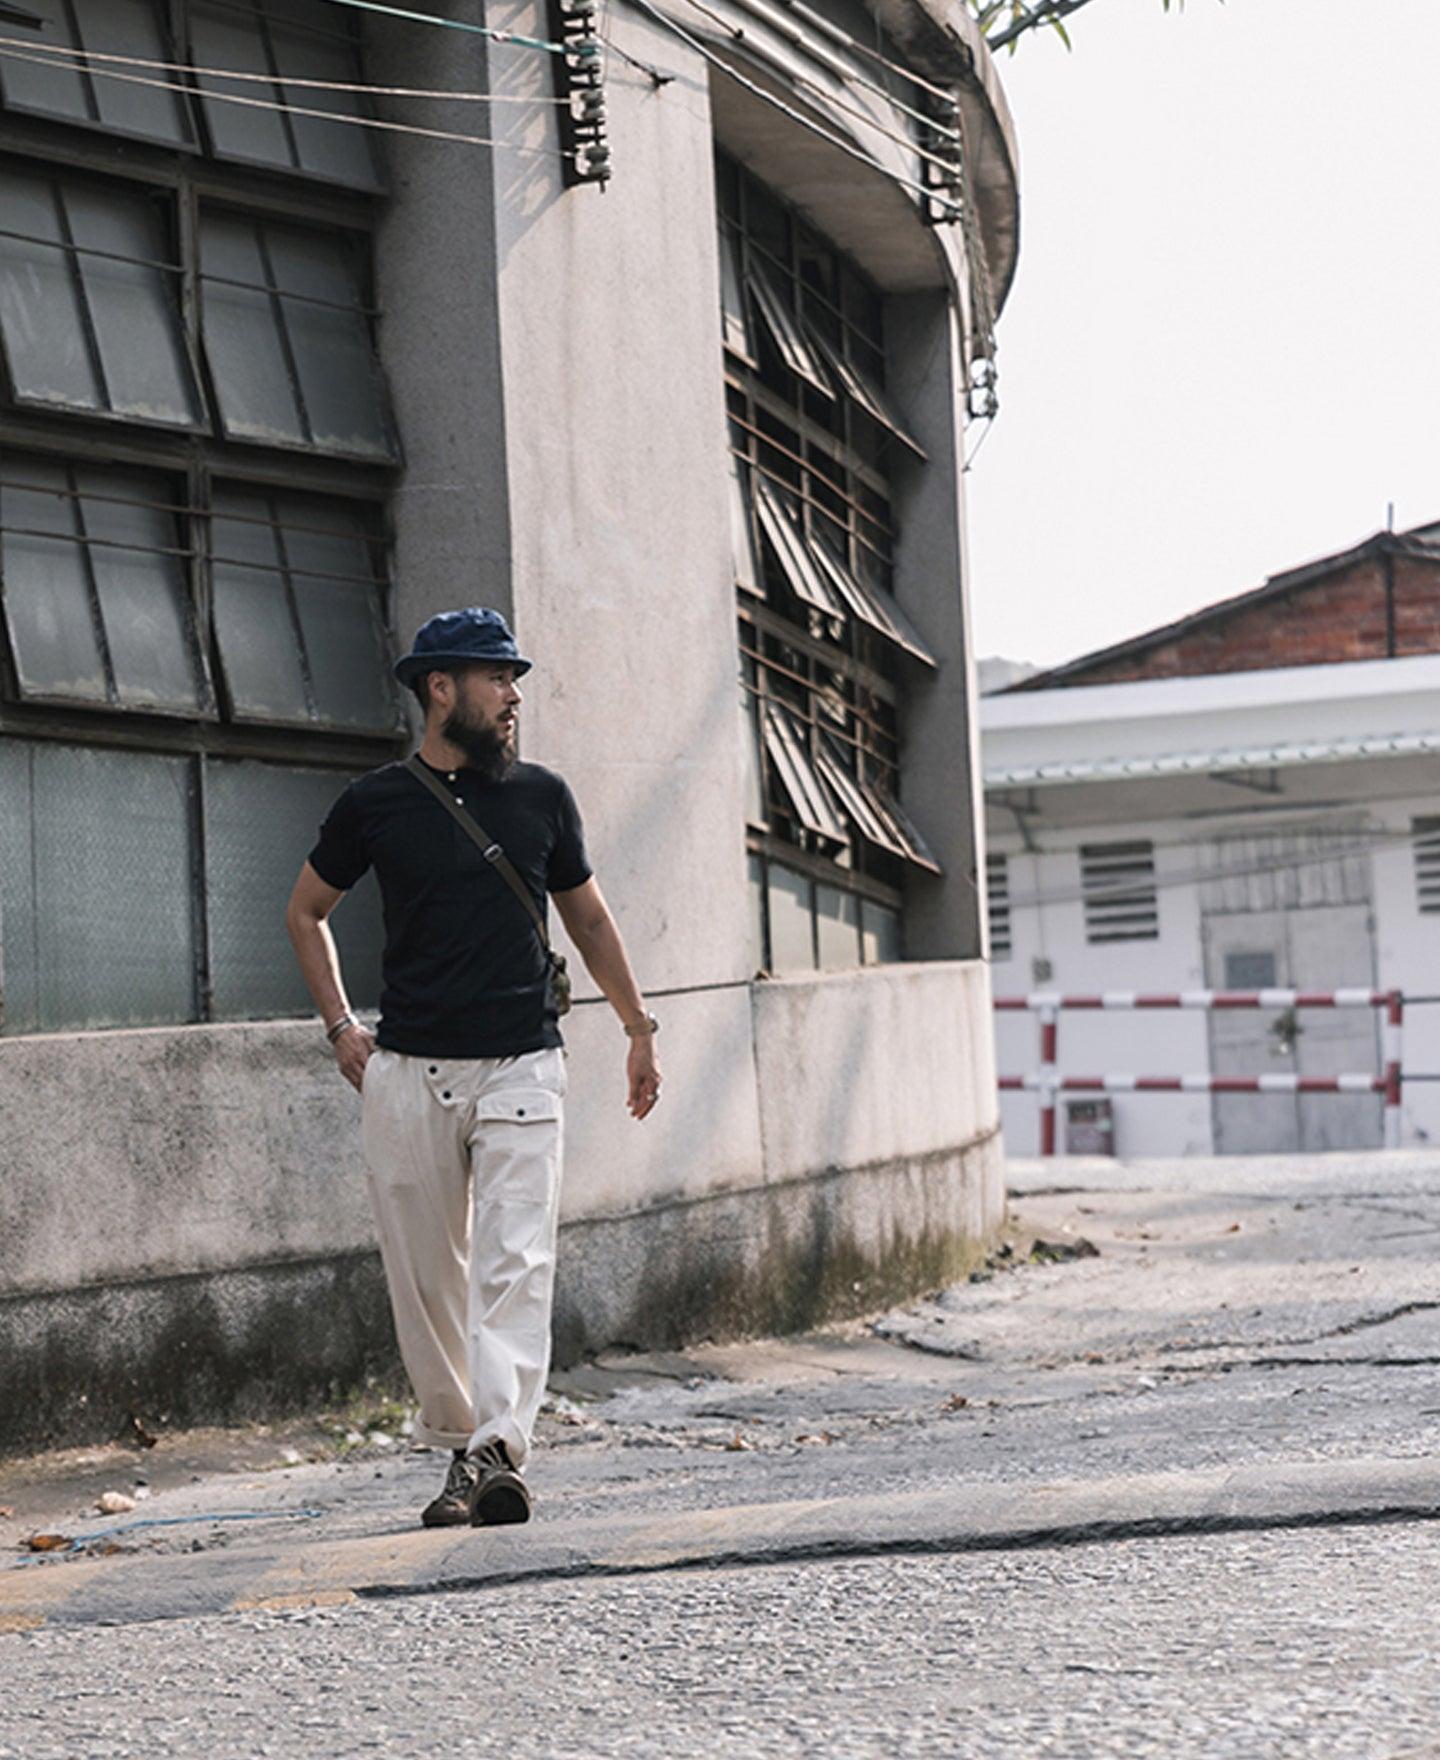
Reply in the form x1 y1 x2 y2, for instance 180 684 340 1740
964 0 1440 670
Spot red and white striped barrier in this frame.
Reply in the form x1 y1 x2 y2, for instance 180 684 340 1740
994 989 1391 1012
995 989 1405 1156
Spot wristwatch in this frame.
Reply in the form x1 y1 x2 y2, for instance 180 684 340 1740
624 1012 660 1038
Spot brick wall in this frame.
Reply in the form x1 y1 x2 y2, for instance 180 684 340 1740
1050 550 1440 687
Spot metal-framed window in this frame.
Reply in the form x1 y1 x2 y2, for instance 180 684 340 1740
0 0 197 148
0 0 399 1036
987 851 1011 960
199 206 396 458
720 151 937 971
1413 817 1440 914
0 0 383 189
0 159 205 431
1081 841 1160 944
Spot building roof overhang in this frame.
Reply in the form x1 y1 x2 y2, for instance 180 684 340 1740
693 0 1019 307
982 650 1440 791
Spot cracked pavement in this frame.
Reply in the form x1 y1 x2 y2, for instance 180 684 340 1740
3 1149 1440 1756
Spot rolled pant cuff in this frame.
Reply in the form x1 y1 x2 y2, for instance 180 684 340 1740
412 1418 476 1453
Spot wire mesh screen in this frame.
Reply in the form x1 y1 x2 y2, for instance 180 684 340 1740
0 740 39 1033
19 742 197 1030
204 758 382 1020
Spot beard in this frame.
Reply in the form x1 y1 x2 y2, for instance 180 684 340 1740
442 705 515 783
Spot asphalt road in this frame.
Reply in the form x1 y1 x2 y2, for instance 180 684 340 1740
6 1522 1440 1759
3 1148 1440 1758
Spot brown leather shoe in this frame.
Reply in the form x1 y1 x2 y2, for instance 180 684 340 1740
469 1439 533 1526
421 1452 480 1528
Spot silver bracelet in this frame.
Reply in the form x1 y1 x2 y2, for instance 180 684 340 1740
325 1012 360 1044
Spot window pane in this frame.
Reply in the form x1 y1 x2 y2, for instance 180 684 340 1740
767 864 814 973
270 228 393 458
210 489 310 723
0 739 39 1034
191 2 294 167
30 744 196 1028
861 900 901 965
65 183 200 426
200 214 306 445
0 461 107 702
747 853 766 973
75 0 194 143
739 684 765 827
281 498 397 731
816 883 859 970
0 0 89 118
0 167 102 411
80 467 203 712
275 2 384 188
205 759 383 1018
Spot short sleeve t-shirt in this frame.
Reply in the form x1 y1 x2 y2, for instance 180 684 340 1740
308 756 592 1058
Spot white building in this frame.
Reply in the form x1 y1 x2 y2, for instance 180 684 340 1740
985 647 1440 1159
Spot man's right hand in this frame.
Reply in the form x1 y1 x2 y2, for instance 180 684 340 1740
334 1023 376 1092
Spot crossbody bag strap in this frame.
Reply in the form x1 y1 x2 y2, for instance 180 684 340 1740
403 755 552 952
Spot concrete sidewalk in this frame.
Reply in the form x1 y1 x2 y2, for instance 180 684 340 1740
5 1454 1438 1633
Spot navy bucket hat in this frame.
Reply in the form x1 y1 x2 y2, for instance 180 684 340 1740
393 607 532 688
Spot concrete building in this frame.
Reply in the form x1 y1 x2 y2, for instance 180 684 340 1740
0 0 1016 1447
984 525 1440 1158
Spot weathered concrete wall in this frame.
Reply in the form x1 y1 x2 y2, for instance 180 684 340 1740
0 963 1000 1451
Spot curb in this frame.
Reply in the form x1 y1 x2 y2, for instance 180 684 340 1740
4 1456 1438 1633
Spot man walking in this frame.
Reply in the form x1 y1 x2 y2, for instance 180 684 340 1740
286 607 661 1529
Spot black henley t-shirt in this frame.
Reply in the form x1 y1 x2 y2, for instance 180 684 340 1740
307 756 592 1059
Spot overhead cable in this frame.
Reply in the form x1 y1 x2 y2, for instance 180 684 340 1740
0 31 574 102
668 0 961 177
315 0 565 54
687 0 962 143
786 0 962 105
627 0 961 219
0 44 569 155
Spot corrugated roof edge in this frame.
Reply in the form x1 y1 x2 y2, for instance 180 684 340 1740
1003 526 1440 695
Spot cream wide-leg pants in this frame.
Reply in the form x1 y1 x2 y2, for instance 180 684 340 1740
360 1044 566 1467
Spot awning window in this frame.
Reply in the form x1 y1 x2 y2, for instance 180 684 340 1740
746 260 833 399
0 457 207 715
804 319 926 459
809 537 937 668
0 165 203 429
751 476 844 619
728 452 763 598
200 212 398 461
191 0 384 191
718 228 757 366
816 735 941 873
762 702 847 844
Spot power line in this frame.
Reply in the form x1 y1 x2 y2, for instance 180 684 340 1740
627 0 961 219
0 30 574 102
684 0 963 143
787 0 963 105
0 44 569 155
314 0 565 55
670 0 962 179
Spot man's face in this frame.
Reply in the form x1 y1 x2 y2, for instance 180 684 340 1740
439 663 523 778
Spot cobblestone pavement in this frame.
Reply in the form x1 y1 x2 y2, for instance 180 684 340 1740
3 1151 1439 1756
5 1521 1440 1759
